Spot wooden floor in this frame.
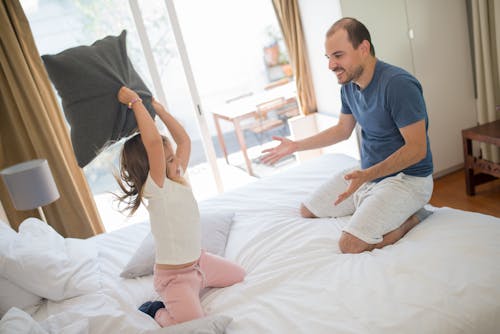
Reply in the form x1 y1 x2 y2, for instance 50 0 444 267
429 169 500 218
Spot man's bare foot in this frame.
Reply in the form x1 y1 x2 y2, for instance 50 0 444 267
367 214 421 252
339 208 432 254
300 204 317 218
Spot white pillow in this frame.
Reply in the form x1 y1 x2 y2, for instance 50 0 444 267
146 314 232 334
0 218 101 301
302 166 358 218
121 211 235 278
0 221 42 317
0 307 48 334
0 277 42 318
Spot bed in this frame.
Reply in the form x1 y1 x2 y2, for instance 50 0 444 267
1 153 500 333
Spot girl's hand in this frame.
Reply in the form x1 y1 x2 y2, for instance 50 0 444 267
151 97 162 110
117 86 140 105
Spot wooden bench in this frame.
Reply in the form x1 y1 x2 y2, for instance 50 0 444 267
461 120 500 195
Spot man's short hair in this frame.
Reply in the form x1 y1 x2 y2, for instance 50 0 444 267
327 17 375 56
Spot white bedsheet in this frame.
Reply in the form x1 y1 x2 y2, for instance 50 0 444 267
32 153 500 333
31 222 159 333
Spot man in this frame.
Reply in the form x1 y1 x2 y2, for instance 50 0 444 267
261 17 433 254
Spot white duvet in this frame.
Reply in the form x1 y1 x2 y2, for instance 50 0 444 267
25 154 500 333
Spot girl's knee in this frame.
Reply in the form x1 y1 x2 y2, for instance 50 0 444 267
232 264 246 283
155 302 204 327
154 308 174 327
220 262 246 285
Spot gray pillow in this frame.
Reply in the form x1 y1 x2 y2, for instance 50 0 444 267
121 211 235 278
145 315 232 334
42 30 155 167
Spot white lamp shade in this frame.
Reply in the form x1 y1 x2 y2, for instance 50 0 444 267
0 159 60 211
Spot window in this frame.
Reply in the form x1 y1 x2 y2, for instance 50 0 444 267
22 0 294 231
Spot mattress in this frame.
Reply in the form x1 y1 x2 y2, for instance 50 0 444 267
29 153 500 333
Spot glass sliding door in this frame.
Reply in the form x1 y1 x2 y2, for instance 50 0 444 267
132 0 222 199
173 0 298 180
21 0 295 231
21 0 221 231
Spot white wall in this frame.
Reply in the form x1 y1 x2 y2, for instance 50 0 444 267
297 0 342 115
297 0 477 176
405 0 476 175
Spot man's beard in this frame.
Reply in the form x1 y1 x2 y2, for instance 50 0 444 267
335 65 364 85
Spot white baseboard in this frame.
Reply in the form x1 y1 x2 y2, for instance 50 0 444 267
433 163 463 179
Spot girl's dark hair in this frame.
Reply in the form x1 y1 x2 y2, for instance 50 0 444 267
114 133 167 215
327 17 375 56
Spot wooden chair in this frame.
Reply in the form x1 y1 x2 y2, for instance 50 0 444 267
247 97 286 139
276 99 300 119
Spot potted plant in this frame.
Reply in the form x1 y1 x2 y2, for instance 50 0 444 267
262 25 293 79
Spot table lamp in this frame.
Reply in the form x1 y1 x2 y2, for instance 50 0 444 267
0 159 60 223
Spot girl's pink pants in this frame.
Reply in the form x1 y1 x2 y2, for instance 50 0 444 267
153 250 245 327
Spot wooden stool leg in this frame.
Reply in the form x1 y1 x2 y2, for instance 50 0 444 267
462 136 475 195
213 114 229 164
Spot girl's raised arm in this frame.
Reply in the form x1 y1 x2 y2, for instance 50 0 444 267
118 87 166 187
151 98 191 173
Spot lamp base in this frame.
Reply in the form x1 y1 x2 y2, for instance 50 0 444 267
37 206 47 223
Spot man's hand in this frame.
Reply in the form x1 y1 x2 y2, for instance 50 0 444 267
260 136 297 165
334 169 368 205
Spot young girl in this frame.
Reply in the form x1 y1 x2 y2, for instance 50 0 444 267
116 86 246 327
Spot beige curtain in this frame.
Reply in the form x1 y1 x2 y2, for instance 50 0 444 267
470 0 500 162
272 0 317 115
0 0 104 237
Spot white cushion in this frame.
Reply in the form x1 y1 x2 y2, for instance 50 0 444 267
121 211 235 278
0 277 42 318
0 307 48 334
0 221 42 317
0 218 101 301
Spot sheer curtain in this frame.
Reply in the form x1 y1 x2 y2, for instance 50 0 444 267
469 0 500 162
0 0 104 237
272 0 317 115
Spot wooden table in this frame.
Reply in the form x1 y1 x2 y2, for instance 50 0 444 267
211 83 298 176
462 119 500 195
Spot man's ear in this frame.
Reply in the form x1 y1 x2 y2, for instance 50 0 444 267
360 40 371 55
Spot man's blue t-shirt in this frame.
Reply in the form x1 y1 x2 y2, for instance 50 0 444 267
341 60 433 181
